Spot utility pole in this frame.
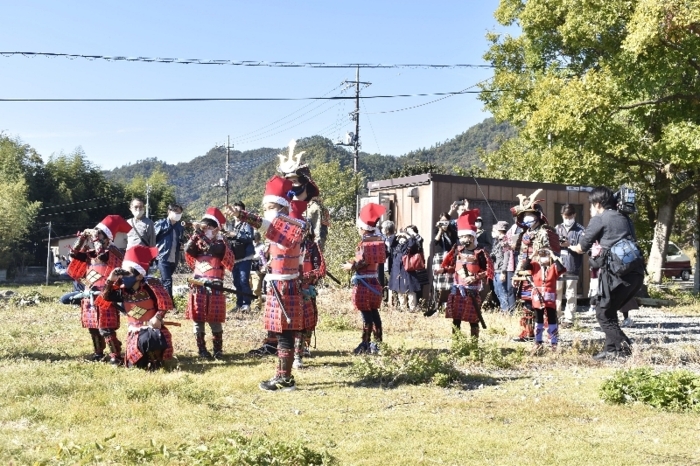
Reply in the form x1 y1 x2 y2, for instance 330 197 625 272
225 135 232 206
145 183 152 218
45 221 51 286
354 66 360 174
337 66 370 216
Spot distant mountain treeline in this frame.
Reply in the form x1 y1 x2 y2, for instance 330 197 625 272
104 118 514 214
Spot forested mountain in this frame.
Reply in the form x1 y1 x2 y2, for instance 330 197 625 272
104 117 515 214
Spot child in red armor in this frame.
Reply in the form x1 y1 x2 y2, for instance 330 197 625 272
528 248 566 351
100 245 174 369
439 209 494 338
342 203 387 354
184 207 235 359
66 215 132 364
226 175 311 391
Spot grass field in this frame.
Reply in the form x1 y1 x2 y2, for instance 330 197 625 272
1 283 699 465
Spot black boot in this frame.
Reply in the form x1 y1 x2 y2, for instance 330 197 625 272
88 329 106 361
212 332 223 359
196 333 212 359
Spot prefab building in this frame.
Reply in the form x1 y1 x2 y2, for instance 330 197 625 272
364 173 593 299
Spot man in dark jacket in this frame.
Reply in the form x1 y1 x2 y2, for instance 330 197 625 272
154 203 185 299
555 204 584 326
570 187 644 360
226 201 255 312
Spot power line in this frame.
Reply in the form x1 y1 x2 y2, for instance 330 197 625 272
37 201 125 217
231 83 344 142
361 99 382 154
38 195 112 210
0 90 496 103
233 93 345 144
363 78 493 115
0 51 495 69
235 101 345 146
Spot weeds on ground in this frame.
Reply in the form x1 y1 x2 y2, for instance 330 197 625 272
348 344 463 388
451 331 525 369
43 433 337 466
600 367 700 412
648 283 700 311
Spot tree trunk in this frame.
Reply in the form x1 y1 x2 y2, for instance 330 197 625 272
647 191 675 284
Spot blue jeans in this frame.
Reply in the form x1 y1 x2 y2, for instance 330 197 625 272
505 271 516 311
493 272 510 312
233 260 253 307
158 261 178 298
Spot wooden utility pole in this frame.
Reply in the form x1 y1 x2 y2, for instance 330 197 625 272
45 221 51 286
225 135 232 206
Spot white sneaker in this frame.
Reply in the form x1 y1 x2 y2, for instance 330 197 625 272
292 357 304 369
239 305 251 312
621 317 634 328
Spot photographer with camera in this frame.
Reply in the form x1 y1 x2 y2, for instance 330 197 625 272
226 201 255 312
555 204 584 327
570 186 644 360
432 213 458 309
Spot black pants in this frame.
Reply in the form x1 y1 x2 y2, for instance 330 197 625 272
596 271 644 351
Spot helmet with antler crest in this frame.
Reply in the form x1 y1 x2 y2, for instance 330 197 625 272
277 139 308 178
511 188 550 225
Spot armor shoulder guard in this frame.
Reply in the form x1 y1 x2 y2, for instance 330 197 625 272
267 215 305 248
145 278 174 311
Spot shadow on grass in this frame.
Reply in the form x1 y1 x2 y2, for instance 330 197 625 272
171 353 267 373
0 350 79 362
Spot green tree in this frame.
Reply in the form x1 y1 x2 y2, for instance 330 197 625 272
124 168 176 220
0 135 42 269
480 0 700 282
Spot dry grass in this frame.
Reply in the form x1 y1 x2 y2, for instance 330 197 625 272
0 283 699 465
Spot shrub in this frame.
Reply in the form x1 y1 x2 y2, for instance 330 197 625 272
600 368 700 412
451 331 524 369
348 344 463 388
46 433 337 465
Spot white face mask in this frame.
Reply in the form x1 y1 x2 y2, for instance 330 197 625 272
475 222 482 229
131 208 144 219
263 210 278 222
563 217 575 227
169 212 182 222
204 229 214 239
523 215 536 227
590 205 597 217
539 257 551 266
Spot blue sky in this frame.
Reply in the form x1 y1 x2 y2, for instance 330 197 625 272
0 1 505 169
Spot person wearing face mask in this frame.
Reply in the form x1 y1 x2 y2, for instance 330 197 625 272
474 216 492 253
389 229 423 311
225 175 311 392
490 220 513 312
184 207 235 360
101 245 174 370
436 209 494 339
431 213 459 311
154 203 185 299
569 187 644 360
554 204 584 327
66 215 132 364
510 190 561 343
126 198 156 249
527 248 566 352
342 203 387 354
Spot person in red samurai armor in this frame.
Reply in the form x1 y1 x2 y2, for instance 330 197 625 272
527 248 566 352
99 245 175 369
225 175 311 392
66 214 132 364
184 207 235 359
438 209 494 338
293 228 326 369
342 202 387 354
510 189 561 343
